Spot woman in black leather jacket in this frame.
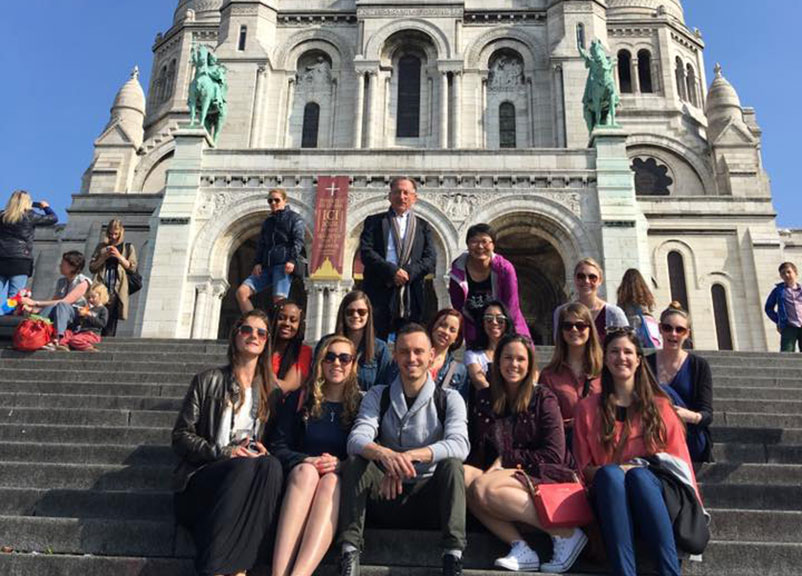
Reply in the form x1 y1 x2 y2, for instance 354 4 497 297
172 309 284 576
0 190 57 310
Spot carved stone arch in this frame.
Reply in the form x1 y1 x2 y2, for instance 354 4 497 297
465 28 543 71
274 29 354 73
652 238 700 291
626 135 715 195
132 144 176 192
364 19 451 62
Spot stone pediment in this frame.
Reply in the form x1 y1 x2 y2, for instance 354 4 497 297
94 121 137 148
710 119 756 147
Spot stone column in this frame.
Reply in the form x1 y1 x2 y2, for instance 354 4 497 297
481 77 488 148
354 72 365 148
191 282 212 339
284 78 295 148
366 71 378 148
209 279 229 339
329 79 338 147
552 65 566 148
138 127 212 338
631 59 641 94
439 71 449 148
591 127 649 300
527 77 536 147
249 65 267 148
453 72 462 148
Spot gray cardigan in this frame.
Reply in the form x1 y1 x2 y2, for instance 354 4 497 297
347 375 470 480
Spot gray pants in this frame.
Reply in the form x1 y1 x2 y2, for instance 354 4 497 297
40 302 77 337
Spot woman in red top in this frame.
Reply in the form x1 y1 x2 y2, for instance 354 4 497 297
465 334 587 573
271 300 313 393
573 329 697 576
540 302 602 449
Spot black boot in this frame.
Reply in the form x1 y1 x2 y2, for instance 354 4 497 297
340 549 360 576
442 553 463 576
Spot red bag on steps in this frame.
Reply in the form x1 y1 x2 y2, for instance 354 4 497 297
13 315 55 352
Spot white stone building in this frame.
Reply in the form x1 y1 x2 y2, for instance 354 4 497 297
31 0 799 350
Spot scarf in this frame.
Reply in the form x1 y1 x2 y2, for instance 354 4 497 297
389 210 417 321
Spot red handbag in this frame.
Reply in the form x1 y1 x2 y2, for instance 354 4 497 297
532 482 594 529
13 315 55 352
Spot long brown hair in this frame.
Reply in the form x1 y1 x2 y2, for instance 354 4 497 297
546 302 602 378
489 334 538 416
306 335 362 426
228 309 276 422
428 308 464 352
617 268 656 312
599 329 670 458
334 290 375 363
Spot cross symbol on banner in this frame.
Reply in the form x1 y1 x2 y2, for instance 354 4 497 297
326 181 339 197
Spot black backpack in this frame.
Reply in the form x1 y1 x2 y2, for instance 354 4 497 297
378 385 448 427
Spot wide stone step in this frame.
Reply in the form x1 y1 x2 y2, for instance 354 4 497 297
0 360 206 375
720 412 802 429
712 377 802 389
716 399 802 414
0 441 176 466
0 407 175 428
683 541 802 576
0 554 195 576
709 509 802 543
0 423 169 445
700 483 802 511
714 386 802 400
0 462 172 491
0 392 183 411
712 442 802 464
0 487 174 520
714 426 802 445
0 349 227 364
697 463 802 486
0 380 188 397
0 369 191 384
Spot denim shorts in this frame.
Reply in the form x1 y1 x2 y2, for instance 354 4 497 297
243 264 291 298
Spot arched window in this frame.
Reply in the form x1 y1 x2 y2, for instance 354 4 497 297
397 55 421 138
618 50 633 93
576 24 586 51
711 284 734 350
638 50 653 93
686 64 698 106
301 102 320 148
675 57 687 101
499 102 516 148
238 25 248 52
154 65 168 103
165 59 176 101
667 251 689 311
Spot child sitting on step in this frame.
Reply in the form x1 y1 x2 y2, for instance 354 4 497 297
59 282 109 352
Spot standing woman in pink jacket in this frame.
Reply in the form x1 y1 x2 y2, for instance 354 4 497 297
449 223 530 348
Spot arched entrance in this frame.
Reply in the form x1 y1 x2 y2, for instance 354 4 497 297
491 215 568 345
218 235 309 338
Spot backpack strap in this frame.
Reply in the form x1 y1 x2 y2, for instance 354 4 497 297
581 378 593 399
378 384 448 428
439 361 459 392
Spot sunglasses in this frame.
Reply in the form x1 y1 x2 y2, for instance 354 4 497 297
660 323 688 335
561 321 590 332
238 325 268 340
483 314 507 324
575 272 600 283
267 197 282 204
346 308 369 318
323 352 354 365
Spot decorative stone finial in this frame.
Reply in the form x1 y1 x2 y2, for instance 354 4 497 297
714 63 722 78
131 66 140 80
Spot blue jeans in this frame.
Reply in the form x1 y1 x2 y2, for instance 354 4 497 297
242 264 291 299
592 465 681 576
40 302 77 338
0 274 28 314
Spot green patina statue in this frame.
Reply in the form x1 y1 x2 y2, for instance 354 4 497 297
580 40 620 133
188 43 228 144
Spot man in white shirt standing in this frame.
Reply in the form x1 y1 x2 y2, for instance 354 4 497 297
359 177 436 340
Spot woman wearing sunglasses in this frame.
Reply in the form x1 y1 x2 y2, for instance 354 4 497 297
465 300 515 393
449 223 530 347
172 310 284 576
428 308 469 403
647 302 714 463
465 334 586 573
556 258 628 342
271 300 313 394
312 290 396 391
573 328 701 576
540 302 603 449
270 336 362 576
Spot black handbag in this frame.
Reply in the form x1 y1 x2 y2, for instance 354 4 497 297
124 243 143 295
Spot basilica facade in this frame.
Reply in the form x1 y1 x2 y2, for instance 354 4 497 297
30 0 800 350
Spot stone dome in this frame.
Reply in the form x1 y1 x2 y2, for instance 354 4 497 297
606 0 684 22
111 67 146 117
174 0 223 24
705 64 745 141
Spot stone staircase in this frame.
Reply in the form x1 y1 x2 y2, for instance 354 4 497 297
0 339 800 575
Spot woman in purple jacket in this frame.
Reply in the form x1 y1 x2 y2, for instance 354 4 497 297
449 223 530 347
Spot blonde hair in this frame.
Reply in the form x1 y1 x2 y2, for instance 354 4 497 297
574 257 604 283
105 219 125 244
88 282 110 306
2 190 33 225
307 335 362 426
268 188 287 201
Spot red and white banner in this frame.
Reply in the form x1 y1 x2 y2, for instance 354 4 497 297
310 176 349 279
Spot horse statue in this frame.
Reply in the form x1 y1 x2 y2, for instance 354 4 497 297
579 40 620 133
188 44 228 144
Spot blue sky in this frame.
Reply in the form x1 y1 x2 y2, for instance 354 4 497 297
1 1 799 227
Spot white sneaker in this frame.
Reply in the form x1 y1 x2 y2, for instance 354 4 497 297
540 528 588 574
494 541 540 572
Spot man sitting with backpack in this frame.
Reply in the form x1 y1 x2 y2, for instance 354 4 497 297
337 323 470 576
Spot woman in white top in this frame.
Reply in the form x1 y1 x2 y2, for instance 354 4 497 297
465 300 516 392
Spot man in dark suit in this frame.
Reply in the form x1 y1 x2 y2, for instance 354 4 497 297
360 177 436 340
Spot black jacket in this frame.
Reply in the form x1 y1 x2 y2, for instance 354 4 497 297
254 207 306 272
359 210 436 332
70 306 109 335
171 366 278 491
0 207 58 261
